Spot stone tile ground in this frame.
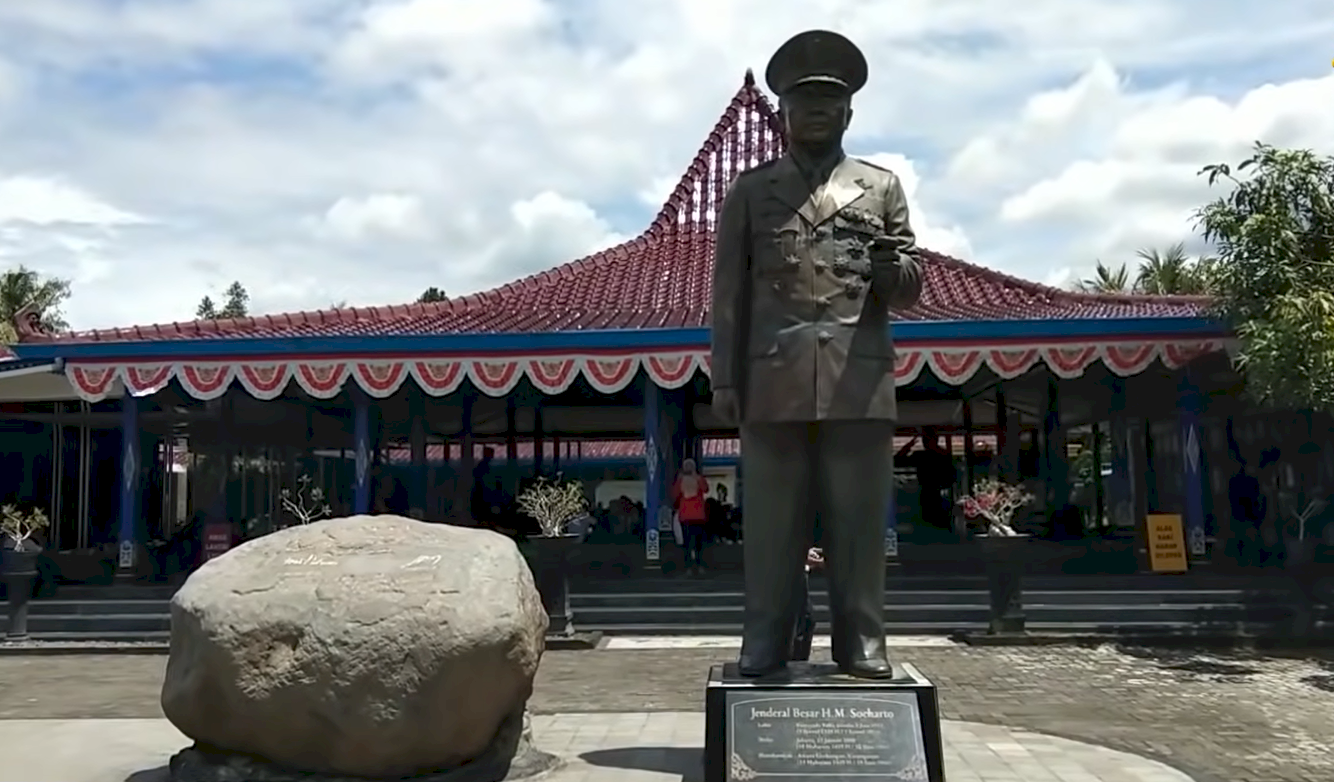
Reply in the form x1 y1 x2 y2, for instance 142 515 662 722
0 644 1330 781
0 713 1196 782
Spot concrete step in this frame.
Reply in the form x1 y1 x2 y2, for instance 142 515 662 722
7 630 173 643
26 599 173 616
23 614 172 634
585 622 982 636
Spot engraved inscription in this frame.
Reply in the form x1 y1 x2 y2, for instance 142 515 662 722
725 691 928 780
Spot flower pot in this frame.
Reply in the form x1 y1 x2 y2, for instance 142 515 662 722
1283 535 1316 573
1 547 39 577
529 534 580 637
975 534 1033 635
2 546 39 641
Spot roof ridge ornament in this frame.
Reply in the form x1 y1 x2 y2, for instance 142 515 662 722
10 301 54 344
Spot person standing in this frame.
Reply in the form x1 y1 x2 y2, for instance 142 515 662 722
672 458 710 575
710 30 923 678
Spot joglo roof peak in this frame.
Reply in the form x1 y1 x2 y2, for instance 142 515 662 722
15 73 1205 346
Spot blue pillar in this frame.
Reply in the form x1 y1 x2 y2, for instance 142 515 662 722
1178 371 1207 559
885 466 899 555
138 432 161 545
352 389 371 514
1107 378 1134 529
117 393 140 572
458 392 476 520
644 382 682 552
1042 376 1068 515
409 391 427 519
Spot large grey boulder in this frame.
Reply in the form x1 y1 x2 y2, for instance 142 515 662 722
161 516 548 778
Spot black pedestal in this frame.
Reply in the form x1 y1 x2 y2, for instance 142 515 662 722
4 573 32 640
705 662 945 782
529 535 577 636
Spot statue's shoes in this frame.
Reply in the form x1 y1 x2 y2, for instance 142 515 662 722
839 658 895 679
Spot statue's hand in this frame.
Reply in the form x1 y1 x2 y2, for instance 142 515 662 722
712 388 741 426
868 236 904 266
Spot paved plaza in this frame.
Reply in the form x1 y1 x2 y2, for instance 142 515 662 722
0 641 1331 781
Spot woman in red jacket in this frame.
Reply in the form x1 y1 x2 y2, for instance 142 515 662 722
672 458 710 575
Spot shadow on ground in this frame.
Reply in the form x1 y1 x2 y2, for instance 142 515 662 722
1114 643 1334 690
580 747 703 782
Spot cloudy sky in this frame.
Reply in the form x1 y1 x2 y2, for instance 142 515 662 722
0 0 1331 330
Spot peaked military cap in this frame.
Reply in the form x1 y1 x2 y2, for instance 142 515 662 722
764 30 868 97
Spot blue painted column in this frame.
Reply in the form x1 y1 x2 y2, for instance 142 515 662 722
117 393 141 573
644 382 683 560
138 432 161 545
885 460 899 556
458 391 476 520
1178 371 1207 559
1106 378 1135 529
409 390 427 519
1042 376 1068 516
352 389 371 514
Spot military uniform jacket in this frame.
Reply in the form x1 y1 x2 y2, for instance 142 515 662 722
710 153 923 422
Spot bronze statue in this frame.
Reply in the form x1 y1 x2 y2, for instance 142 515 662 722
710 30 923 679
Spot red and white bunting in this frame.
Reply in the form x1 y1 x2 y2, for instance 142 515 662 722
63 341 1222 402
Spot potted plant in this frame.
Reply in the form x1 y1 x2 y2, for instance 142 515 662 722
281 475 334 526
2 504 50 640
1278 483 1327 573
959 480 1035 635
515 475 590 637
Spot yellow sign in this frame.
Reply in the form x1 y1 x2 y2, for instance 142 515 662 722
1147 513 1188 572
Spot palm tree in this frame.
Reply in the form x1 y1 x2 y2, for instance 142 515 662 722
1077 261 1132 293
0 266 71 344
1134 243 1209 295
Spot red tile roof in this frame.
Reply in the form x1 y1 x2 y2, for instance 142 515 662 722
29 73 1205 346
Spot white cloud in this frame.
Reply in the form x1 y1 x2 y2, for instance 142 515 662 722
0 175 144 226
498 191 628 276
860 153 972 259
947 60 1334 278
0 0 1328 328
318 193 430 241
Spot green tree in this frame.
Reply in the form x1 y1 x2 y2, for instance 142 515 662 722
197 281 250 320
195 296 218 319
1134 243 1211 295
0 266 72 343
417 287 448 303
1196 143 1334 412
1077 261 1132 293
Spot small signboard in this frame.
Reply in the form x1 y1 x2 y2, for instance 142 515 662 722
203 523 234 561
884 526 899 557
645 528 660 561
1147 513 1188 572
117 539 135 569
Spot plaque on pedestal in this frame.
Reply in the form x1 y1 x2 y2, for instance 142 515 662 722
704 662 944 782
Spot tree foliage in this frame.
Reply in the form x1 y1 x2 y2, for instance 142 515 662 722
0 266 72 344
1196 142 1334 412
197 281 250 320
417 286 448 303
1075 244 1212 295
1076 260 1131 293
1133 243 1212 295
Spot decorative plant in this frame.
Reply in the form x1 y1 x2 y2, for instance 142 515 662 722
1 504 49 550
281 474 333 526
1279 487 1328 541
958 480 1035 537
515 475 588 537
